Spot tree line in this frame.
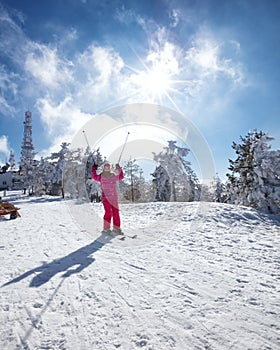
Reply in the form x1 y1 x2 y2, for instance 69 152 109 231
8 130 280 215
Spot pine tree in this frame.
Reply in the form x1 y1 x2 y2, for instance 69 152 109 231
32 158 47 195
226 130 280 214
47 142 69 196
62 147 85 199
199 183 213 202
212 173 225 202
151 165 171 201
152 140 199 202
85 148 104 202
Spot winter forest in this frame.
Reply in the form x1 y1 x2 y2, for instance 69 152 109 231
1 129 279 215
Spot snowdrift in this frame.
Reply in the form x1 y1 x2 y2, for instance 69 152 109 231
0 193 279 349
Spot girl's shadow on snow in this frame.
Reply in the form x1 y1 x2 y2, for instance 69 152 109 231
2 234 114 288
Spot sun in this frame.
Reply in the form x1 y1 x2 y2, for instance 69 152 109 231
125 48 187 110
129 62 175 102
140 66 172 98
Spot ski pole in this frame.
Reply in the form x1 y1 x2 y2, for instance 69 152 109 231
83 130 97 164
82 130 91 151
118 132 130 164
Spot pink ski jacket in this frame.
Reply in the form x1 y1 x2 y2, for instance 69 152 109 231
92 165 124 201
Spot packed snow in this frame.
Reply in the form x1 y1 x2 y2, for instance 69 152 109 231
0 192 279 349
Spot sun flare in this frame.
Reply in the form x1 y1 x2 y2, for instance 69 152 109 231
140 67 172 98
127 48 186 109
130 62 175 102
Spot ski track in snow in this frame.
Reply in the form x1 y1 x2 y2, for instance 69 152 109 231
0 193 279 349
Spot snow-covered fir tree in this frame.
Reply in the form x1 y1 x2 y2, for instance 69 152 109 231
0 163 10 174
46 142 69 196
85 148 103 202
226 130 280 214
151 165 171 201
31 158 48 196
19 158 35 194
62 147 86 199
212 173 226 202
19 159 39 195
137 178 154 202
199 183 213 202
152 140 199 202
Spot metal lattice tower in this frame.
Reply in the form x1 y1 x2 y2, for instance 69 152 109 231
20 111 34 168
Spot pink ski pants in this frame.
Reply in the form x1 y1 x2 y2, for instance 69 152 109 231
102 198 121 230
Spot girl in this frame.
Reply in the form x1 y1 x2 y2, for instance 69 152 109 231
92 161 124 234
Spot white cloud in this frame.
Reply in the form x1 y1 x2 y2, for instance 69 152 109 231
36 96 92 138
22 43 130 156
25 44 73 89
0 5 30 67
73 44 129 110
114 5 137 25
147 41 180 76
169 8 180 28
0 135 10 164
0 135 9 153
0 96 17 116
84 45 124 86
0 65 19 115
185 33 244 85
114 5 156 34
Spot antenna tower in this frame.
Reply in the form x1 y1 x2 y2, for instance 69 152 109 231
20 111 34 168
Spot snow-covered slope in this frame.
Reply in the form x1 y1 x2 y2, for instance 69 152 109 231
0 193 279 349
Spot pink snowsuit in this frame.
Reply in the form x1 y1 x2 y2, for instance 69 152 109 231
92 165 124 230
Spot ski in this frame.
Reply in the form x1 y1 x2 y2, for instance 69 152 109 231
112 232 137 240
101 230 137 240
117 234 137 240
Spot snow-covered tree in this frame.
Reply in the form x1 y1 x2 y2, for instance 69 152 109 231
20 143 69 197
226 130 280 214
0 163 10 174
120 159 143 202
152 140 199 202
137 179 154 202
199 183 213 202
151 165 171 201
84 147 101 180
31 158 48 195
45 142 69 196
19 158 34 194
85 148 104 202
62 147 86 199
212 173 226 202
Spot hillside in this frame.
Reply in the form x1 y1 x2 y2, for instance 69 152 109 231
0 193 279 349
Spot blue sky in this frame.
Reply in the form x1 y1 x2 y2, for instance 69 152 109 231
0 0 279 180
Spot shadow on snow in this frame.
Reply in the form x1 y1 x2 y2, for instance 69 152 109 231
1 233 114 288
9 196 64 206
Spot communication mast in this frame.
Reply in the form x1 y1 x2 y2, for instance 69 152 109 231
20 110 35 171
